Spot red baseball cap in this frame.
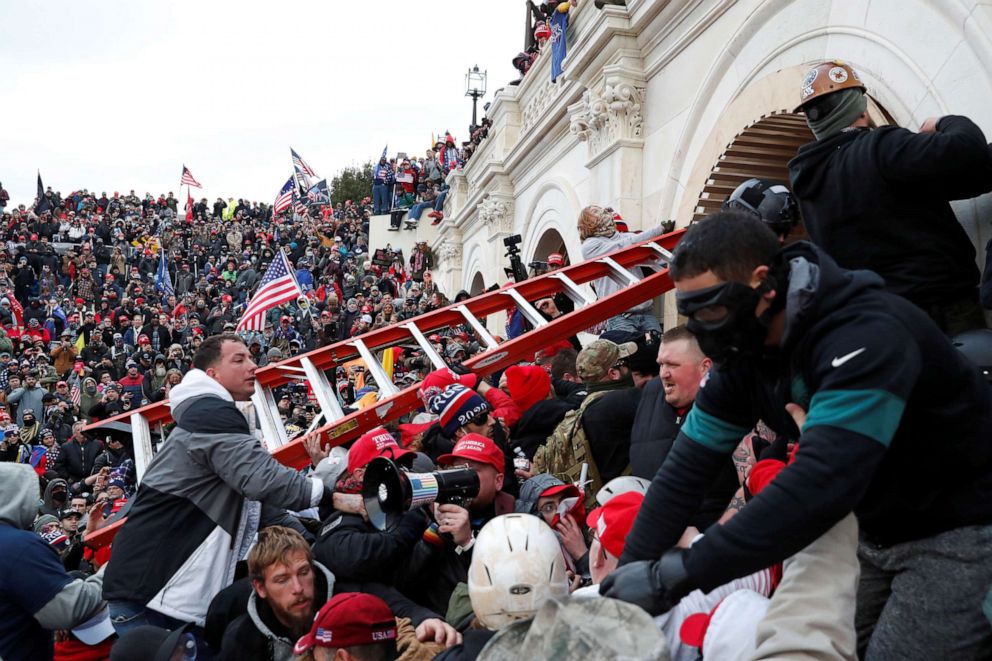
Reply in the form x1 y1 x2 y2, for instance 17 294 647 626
585 491 643 559
347 427 413 474
437 433 505 472
293 592 397 654
547 252 564 266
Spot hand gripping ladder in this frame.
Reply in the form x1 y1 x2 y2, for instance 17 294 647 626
83 229 684 548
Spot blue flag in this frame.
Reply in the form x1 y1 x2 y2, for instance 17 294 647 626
156 249 174 297
550 8 569 82
381 144 388 159
306 179 331 205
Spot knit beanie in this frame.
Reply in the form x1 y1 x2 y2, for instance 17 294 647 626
505 365 551 412
428 384 489 437
806 88 868 140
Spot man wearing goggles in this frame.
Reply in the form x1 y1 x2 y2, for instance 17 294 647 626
601 211 992 659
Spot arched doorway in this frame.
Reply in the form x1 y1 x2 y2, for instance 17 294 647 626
692 112 813 223
469 271 486 296
692 100 895 225
531 228 570 266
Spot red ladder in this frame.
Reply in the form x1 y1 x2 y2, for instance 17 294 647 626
83 229 684 548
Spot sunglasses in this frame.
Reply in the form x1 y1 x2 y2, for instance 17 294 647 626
467 410 491 427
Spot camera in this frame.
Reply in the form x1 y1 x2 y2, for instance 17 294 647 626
503 234 528 283
362 457 480 531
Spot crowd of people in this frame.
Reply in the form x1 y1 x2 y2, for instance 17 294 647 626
3 56 992 661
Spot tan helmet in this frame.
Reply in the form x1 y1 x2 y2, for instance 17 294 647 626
795 60 866 113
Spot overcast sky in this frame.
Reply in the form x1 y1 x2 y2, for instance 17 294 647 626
2 1 521 206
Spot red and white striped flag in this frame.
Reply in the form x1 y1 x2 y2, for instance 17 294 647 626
273 176 295 215
291 148 317 178
70 383 81 408
180 165 202 188
236 252 303 332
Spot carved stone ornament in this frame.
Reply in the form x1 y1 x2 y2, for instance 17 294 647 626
438 239 463 264
521 76 562 135
478 196 513 234
569 81 644 156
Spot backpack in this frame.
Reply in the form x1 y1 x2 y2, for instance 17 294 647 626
532 390 610 510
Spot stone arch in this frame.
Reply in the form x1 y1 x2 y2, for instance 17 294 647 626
461 241 486 293
657 0 992 257
468 271 486 296
521 177 583 268
530 227 570 265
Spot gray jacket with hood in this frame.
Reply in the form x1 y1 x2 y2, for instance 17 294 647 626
102 369 327 626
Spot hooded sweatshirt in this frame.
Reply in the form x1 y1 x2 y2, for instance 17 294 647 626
41 478 70 517
0 464 105 661
622 242 992 592
103 369 326 625
788 116 992 309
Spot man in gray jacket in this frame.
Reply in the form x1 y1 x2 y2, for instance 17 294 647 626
0 463 107 661
103 335 338 639
8 369 46 426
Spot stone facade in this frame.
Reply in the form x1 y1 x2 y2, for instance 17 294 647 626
432 0 992 326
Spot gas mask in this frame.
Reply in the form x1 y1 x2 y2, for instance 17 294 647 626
676 277 780 368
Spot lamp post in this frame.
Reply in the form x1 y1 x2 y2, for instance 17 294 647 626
464 64 488 132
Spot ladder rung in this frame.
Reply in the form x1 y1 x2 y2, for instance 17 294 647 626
454 305 499 349
645 242 675 263
130 413 154 482
504 288 549 328
253 380 290 449
272 365 308 374
352 339 399 398
599 256 640 286
549 272 595 308
404 323 448 369
301 357 345 423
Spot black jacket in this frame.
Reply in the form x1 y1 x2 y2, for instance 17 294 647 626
218 562 334 661
628 378 685 481
399 492 516 616
622 243 992 593
55 438 102 485
789 117 992 309
511 398 577 460
630 378 739 530
581 386 641 484
312 509 429 585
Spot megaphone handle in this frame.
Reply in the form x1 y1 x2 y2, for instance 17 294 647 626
578 463 589 491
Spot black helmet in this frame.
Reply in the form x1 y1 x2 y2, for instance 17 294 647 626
723 178 800 237
951 329 992 383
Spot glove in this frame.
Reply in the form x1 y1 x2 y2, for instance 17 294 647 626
447 362 477 382
599 548 693 616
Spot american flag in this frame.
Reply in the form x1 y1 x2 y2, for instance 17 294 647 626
273 176 295 214
293 191 309 219
236 252 302 332
180 165 202 188
70 381 81 407
290 148 317 178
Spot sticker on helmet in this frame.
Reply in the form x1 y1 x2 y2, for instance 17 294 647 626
802 68 819 89
828 66 849 84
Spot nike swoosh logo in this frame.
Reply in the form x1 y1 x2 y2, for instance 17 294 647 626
831 348 866 368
